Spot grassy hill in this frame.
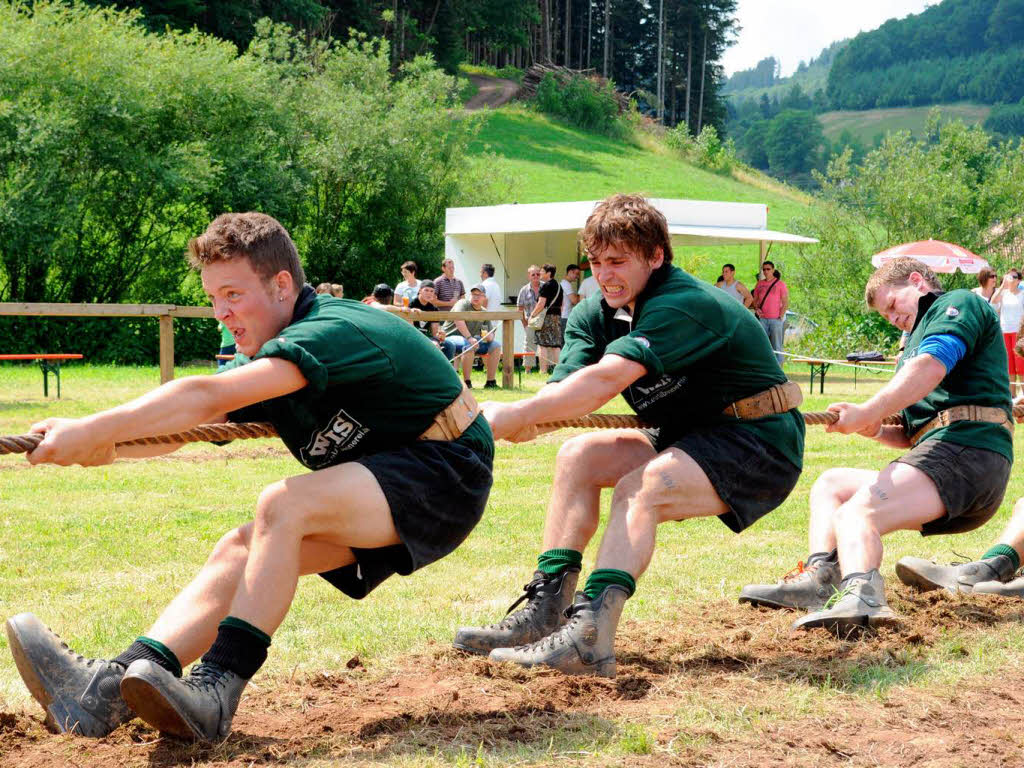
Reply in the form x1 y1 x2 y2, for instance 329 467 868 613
818 103 991 145
466 106 813 284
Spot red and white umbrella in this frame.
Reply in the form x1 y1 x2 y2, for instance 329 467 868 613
870 239 990 274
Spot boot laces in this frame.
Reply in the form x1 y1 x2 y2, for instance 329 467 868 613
512 600 585 653
781 560 807 582
185 662 230 693
823 583 855 610
492 575 552 629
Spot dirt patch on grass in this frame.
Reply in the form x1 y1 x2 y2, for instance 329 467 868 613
2 587 1023 766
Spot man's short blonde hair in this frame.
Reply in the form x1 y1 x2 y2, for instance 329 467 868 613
864 256 941 308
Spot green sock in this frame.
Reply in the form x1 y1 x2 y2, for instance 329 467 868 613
982 544 1021 572
584 569 636 600
537 548 583 576
137 636 183 678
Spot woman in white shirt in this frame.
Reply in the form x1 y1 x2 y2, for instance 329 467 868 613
991 268 1024 395
972 266 997 303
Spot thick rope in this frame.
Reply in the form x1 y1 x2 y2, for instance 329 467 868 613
2 406 1021 456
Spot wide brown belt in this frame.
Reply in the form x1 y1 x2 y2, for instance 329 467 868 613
419 384 481 441
722 381 803 420
909 405 1014 446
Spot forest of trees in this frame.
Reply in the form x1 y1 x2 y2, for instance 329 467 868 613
827 0 1024 109
86 0 739 133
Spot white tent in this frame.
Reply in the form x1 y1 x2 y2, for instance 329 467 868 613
444 198 817 351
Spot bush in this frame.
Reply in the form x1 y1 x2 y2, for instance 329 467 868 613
534 72 624 135
985 100 1024 137
665 124 737 174
0 2 502 363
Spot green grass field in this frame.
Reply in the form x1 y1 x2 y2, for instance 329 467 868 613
467 107 813 285
2 361 1024 765
818 103 991 145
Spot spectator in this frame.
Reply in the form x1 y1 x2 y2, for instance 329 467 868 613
480 263 503 310
394 260 420 306
973 266 997 304
559 263 581 334
529 263 564 374
578 271 600 301
410 279 455 360
443 284 502 388
315 282 332 295
434 257 465 309
990 268 1024 396
752 261 788 365
365 284 422 317
216 322 235 369
330 283 344 298
517 265 543 372
716 263 753 307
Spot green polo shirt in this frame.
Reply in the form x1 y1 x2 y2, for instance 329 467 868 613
898 290 1012 461
551 265 804 468
223 288 493 468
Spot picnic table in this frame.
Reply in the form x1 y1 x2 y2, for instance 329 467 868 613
0 354 84 398
792 357 897 394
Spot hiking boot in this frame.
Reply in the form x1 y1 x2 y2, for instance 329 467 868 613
793 569 901 632
453 568 579 655
5 612 134 737
120 659 247 743
484 380 498 389
739 553 841 611
895 555 1017 594
488 585 627 677
973 574 1024 598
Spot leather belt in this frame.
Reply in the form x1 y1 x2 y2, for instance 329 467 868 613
722 380 803 420
909 405 1014 446
419 383 480 441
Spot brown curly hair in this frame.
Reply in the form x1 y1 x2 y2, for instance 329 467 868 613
581 194 673 264
187 212 305 287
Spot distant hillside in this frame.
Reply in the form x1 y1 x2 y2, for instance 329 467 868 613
828 0 1024 109
819 103 992 145
724 40 846 104
465 106 811 285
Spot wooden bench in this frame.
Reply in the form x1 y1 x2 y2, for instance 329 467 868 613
793 357 897 394
0 354 84 398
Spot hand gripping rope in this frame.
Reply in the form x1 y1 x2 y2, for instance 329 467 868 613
4 407 1021 456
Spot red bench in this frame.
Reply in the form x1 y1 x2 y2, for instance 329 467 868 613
0 354 84 398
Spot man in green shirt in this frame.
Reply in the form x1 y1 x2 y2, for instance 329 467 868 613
6 212 493 742
741 256 1013 631
453 194 805 677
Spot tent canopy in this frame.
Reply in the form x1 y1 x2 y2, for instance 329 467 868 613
445 198 818 246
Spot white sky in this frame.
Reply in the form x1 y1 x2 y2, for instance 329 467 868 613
721 1 934 77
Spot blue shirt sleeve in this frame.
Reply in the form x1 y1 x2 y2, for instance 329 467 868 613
918 333 967 373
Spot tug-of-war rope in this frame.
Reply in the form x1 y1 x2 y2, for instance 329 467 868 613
3 405 1023 456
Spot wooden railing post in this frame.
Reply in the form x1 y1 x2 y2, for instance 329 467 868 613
502 318 515 389
158 315 174 383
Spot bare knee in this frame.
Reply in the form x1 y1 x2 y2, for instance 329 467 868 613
812 468 861 503
834 498 878 536
1013 497 1024 518
253 480 299 534
206 524 251 569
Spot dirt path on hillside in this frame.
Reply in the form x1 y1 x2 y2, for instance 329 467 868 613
464 74 519 110
3 587 1024 766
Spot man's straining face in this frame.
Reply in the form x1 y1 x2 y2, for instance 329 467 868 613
871 274 931 332
202 258 294 356
587 244 663 312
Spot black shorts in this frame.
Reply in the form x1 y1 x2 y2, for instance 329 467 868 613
895 439 1011 536
641 422 801 533
318 421 493 599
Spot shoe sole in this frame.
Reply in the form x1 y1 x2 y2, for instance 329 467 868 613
738 595 824 612
452 641 491 656
895 561 965 594
795 612 902 632
5 616 110 737
119 673 204 742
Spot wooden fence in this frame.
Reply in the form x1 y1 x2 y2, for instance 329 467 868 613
0 303 522 388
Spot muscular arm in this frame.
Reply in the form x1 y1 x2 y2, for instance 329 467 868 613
484 354 647 440
28 358 307 466
826 354 947 436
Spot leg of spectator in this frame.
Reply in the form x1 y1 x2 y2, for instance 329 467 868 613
485 345 501 381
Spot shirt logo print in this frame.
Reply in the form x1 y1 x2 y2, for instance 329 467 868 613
946 307 959 317
300 408 370 468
